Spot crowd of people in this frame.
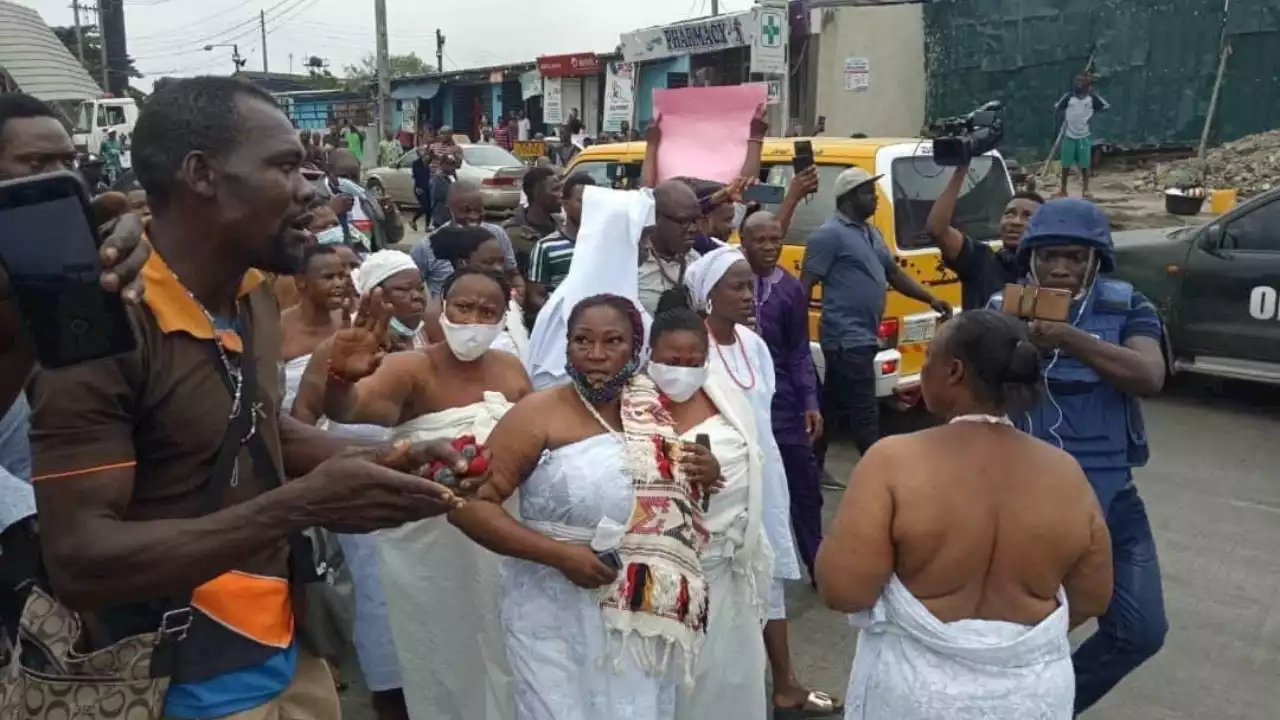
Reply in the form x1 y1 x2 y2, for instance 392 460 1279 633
0 73 1168 720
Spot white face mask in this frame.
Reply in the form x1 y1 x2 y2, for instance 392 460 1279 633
314 226 345 245
648 362 709 403
439 303 505 361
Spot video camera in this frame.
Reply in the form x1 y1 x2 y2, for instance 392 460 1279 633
930 101 1004 167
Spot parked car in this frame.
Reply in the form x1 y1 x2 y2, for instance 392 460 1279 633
1112 187 1280 385
362 144 527 218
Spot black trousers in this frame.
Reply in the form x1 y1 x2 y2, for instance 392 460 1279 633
411 187 429 226
816 346 881 468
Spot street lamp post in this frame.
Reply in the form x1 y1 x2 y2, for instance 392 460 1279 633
204 43 247 73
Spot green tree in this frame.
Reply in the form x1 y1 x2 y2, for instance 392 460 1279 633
51 25 142 88
342 52 433 89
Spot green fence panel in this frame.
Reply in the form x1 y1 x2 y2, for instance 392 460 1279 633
923 0 1280 163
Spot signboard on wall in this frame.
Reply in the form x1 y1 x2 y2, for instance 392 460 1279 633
750 4 788 74
538 53 601 78
400 100 417 132
603 62 635 132
621 11 755 63
520 70 542 100
844 57 871 91
544 77 564 124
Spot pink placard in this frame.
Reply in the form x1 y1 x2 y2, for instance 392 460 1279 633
652 84 767 184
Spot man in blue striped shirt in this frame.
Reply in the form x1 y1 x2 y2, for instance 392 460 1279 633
409 178 520 297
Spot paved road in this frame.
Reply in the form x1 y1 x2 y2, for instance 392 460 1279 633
338 376 1280 719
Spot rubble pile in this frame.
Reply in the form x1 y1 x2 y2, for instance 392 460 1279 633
1031 128 1280 199
1125 130 1280 198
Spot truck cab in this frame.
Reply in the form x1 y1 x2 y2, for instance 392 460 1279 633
1113 188 1280 385
72 96 139 156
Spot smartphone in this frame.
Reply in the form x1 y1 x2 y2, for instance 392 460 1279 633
793 140 815 174
1000 284 1072 322
743 183 785 205
595 549 623 571
0 171 136 368
695 433 712 512
327 175 352 239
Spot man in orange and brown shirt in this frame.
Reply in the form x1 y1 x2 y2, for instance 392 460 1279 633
27 77 466 720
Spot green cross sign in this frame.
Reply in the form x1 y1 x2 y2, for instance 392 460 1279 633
761 13 782 47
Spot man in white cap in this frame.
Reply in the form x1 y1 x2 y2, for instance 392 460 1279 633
800 167 951 460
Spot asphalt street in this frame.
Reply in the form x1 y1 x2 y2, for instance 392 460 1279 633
337 377 1280 720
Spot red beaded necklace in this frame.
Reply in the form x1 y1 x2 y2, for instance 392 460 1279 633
710 323 756 390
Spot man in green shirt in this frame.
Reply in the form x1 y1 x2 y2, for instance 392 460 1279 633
377 128 401 168
526 172 595 318
501 166 560 276
342 122 365 157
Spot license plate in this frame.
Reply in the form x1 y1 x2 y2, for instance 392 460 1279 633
903 314 937 344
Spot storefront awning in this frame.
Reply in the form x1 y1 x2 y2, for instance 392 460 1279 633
390 80 440 100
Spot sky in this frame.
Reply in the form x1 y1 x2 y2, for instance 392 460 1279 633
18 0 744 91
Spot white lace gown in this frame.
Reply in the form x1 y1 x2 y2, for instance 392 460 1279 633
376 393 517 720
845 576 1074 719
501 433 681 720
708 326 802 618
280 353 402 693
674 413 771 720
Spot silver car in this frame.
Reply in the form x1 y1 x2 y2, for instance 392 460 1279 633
363 144 527 218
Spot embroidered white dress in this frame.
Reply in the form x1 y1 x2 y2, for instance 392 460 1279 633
708 326 802 618
501 433 681 720
673 389 772 720
376 392 516 720
845 576 1074 719
280 353 402 692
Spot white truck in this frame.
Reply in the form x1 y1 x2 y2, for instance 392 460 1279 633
71 96 138 163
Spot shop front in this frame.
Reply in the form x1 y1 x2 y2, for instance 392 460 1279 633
621 1 800 132
621 10 756 128
538 52 603 139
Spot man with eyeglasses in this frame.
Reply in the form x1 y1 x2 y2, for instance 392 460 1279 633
637 179 703 315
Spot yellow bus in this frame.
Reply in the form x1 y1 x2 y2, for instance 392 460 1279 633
566 137 1014 408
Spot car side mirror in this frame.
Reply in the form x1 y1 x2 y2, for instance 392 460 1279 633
1200 224 1224 252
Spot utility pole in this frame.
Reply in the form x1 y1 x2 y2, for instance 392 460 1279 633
260 10 268 72
374 0 391 136
435 29 444 72
711 0 719 15
71 0 85 62
96 0 108 91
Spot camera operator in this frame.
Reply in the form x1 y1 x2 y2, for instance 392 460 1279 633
924 162 1044 311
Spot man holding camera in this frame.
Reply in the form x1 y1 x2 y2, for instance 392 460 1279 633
987 198 1167 713
925 162 1045 310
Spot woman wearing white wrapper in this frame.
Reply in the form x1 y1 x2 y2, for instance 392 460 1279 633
320 265 531 720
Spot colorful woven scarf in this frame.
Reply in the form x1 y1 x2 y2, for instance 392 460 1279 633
599 373 710 681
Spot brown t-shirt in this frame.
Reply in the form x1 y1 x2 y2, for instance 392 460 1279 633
27 250 293 648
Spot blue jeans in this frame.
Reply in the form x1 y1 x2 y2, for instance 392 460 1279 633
1072 484 1168 713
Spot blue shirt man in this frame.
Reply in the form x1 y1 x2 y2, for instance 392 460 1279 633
987 198 1167 714
800 167 950 456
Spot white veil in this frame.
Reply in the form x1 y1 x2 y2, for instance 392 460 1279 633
525 185 656 390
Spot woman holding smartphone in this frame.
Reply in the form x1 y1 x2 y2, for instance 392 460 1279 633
646 288 775 720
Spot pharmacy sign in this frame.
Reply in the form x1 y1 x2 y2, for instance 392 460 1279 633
751 5 789 74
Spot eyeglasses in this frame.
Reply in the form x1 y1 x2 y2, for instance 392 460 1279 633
658 210 701 228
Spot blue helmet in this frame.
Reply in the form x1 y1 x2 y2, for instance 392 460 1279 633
1016 198 1115 273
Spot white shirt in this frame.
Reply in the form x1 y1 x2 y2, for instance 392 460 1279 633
517 118 531 141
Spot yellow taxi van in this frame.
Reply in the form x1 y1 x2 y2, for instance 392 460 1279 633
565 137 1015 408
